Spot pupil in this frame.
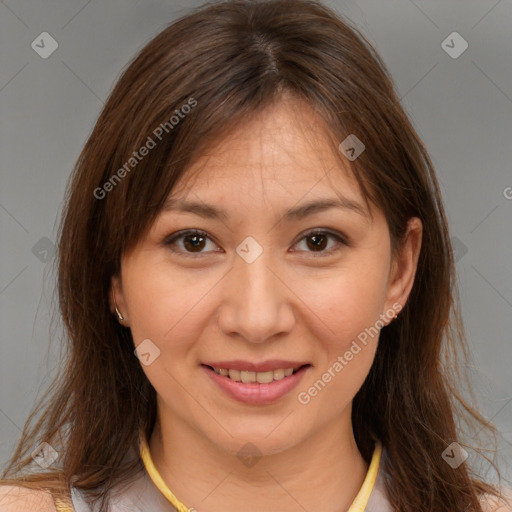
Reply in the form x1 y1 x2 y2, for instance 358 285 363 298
308 234 326 251
184 234 205 252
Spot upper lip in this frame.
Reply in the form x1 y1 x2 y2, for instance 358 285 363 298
202 360 310 372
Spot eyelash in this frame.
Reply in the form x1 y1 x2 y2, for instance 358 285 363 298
163 229 348 258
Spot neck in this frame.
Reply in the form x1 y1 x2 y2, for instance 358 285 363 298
149 405 369 512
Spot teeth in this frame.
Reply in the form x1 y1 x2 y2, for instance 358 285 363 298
213 366 300 383
240 370 256 383
273 369 285 380
256 371 274 384
228 369 241 381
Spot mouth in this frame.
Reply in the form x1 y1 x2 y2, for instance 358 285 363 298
202 364 309 384
201 362 311 405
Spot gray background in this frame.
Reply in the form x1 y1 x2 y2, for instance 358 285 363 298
1 0 511 485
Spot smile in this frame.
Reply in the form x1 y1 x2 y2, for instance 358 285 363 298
201 363 311 405
210 366 300 383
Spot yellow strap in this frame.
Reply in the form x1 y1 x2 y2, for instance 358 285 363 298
139 431 191 512
140 430 382 512
53 496 74 512
347 441 382 512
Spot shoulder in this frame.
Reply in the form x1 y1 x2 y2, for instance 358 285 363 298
0 484 57 512
480 490 512 512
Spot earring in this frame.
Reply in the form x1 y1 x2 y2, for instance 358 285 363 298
113 290 124 322
115 305 124 322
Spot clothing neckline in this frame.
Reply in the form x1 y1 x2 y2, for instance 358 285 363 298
139 430 383 512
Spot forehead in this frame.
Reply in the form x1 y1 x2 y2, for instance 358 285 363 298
170 96 363 206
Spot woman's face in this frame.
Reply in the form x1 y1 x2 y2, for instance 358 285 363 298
112 96 421 457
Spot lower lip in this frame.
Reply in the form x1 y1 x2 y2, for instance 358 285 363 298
202 365 310 405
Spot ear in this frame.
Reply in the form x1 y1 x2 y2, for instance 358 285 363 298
109 274 129 325
383 217 423 322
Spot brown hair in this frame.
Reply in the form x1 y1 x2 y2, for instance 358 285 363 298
1 0 507 510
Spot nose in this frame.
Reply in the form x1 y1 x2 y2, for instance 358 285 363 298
217 247 295 344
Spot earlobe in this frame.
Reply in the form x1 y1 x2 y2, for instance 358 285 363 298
383 217 423 322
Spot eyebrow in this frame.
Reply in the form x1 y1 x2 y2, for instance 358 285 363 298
162 197 369 222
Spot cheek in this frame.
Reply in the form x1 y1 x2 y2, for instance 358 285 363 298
303 343 377 417
300 258 389 351
297 276 382 414
123 266 208 402
299 256 388 408
124 259 207 339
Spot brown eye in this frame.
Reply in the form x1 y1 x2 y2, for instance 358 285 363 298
164 228 347 259
182 233 207 252
165 230 220 257
306 233 328 251
293 230 347 256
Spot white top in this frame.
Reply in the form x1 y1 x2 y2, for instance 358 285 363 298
69 441 392 512
61 436 512 512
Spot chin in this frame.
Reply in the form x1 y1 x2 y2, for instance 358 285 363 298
207 423 305 459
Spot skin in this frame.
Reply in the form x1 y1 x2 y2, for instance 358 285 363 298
111 95 422 512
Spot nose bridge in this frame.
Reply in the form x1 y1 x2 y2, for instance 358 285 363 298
219 241 293 343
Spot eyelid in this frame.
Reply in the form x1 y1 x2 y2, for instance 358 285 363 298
163 228 348 258
163 229 220 258
290 228 348 257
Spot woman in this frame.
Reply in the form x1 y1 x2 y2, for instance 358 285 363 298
1 0 510 511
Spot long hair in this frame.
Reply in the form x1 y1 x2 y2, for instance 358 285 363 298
1 1 506 510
